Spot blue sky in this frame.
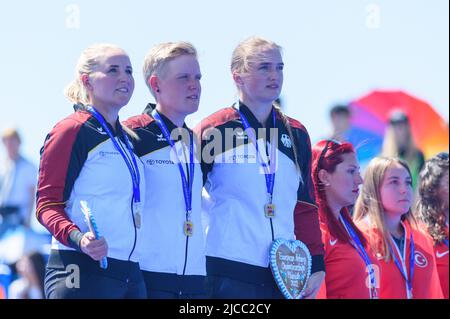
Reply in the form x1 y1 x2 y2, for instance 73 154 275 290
0 0 448 165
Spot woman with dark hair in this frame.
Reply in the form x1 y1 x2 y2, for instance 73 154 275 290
8 251 46 299
312 139 379 299
416 152 449 298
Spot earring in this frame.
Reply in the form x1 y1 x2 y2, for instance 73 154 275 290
156 89 160 92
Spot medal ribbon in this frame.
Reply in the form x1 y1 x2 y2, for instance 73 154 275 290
152 110 194 221
388 228 415 299
237 105 277 204
86 106 140 205
340 215 378 299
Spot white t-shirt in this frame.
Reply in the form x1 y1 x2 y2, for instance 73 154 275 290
8 278 43 299
0 155 37 222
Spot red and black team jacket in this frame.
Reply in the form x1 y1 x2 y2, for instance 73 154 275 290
36 108 145 262
194 102 325 284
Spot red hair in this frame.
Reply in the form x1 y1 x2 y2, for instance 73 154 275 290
312 140 367 247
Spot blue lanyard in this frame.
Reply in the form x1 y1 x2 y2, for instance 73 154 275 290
389 229 415 298
152 110 194 217
86 106 140 204
444 225 448 246
340 215 378 299
237 106 277 203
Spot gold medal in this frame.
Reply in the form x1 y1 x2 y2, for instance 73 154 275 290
184 220 193 236
134 202 142 229
265 203 276 218
135 212 141 229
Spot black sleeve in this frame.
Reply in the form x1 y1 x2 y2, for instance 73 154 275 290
194 124 214 186
292 126 325 271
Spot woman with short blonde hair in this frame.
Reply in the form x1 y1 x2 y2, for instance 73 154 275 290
124 41 205 299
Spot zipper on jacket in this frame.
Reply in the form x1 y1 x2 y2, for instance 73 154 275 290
182 232 189 275
128 195 138 261
181 141 192 276
270 219 275 242
117 137 138 261
265 137 276 242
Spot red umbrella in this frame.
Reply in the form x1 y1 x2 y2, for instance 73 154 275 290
349 90 449 159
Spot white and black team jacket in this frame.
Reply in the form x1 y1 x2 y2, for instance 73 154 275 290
194 102 325 284
124 104 206 293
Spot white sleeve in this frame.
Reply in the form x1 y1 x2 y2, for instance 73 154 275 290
25 161 38 189
7 279 27 299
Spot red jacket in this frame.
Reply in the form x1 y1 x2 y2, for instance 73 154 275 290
357 219 443 299
317 220 379 299
434 225 449 299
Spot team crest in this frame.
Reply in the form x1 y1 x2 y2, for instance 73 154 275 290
235 129 248 140
281 134 292 148
157 134 167 142
414 251 428 268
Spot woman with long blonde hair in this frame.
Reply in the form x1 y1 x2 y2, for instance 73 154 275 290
195 36 324 299
354 157 443 299
37 44 146 298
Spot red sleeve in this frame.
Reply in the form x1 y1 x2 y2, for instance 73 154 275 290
316 280 327 299
289 117 324 258
36 117 86 247
122 113 154 130
294 201 325 256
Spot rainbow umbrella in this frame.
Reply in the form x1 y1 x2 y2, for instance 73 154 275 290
347 90 449 163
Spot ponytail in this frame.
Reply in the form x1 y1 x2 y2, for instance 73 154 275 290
64 79 89 105
121 124 139 141
273 102 301 175
64 43 123 105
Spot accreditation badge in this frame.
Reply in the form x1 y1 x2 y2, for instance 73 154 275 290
269 239 312 299
134 202 142 229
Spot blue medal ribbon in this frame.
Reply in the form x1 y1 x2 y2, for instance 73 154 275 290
340 215 378 299
388 228 415 299
444 225 448 247
151 110 194 222
86 106 141 205
236 105 277 205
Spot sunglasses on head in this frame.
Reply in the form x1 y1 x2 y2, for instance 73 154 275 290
318 139 342 167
